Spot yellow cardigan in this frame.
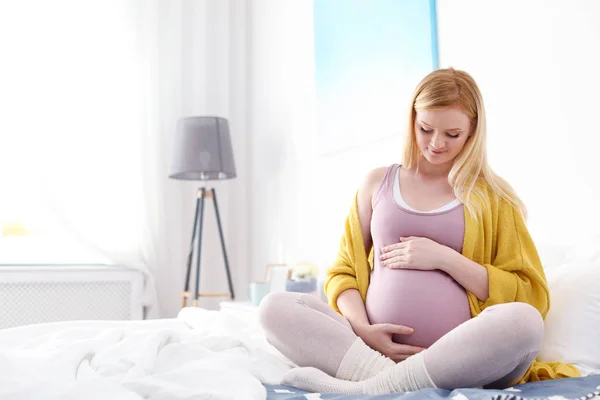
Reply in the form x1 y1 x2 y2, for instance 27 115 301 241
324 183 580 384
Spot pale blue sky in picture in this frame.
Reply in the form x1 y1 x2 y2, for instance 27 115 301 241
314 0 439 154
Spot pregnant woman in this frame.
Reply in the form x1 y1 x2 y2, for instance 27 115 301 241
258 68 579 394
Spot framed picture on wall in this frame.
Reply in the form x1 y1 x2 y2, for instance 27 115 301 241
313 0 439 156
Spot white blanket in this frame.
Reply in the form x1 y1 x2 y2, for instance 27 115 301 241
0 308 292 400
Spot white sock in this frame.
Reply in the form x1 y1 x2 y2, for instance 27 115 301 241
282 352 436 395
335 337 396 381
360 351 436 394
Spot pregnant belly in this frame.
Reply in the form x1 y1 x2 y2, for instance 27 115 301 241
365 268 472 348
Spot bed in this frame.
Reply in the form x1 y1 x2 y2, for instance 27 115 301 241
0 257 598 399
0 305 597 400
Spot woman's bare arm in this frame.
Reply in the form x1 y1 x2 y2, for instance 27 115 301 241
337 167 386 328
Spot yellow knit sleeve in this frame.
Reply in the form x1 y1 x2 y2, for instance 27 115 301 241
472 200 550 318
325 267 360 313
324 193 372 313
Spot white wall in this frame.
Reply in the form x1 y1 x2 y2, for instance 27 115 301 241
436 0 600 245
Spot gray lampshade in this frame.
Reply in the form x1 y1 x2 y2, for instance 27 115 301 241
169 116 237 181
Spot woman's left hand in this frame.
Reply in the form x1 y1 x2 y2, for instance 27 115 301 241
380 236 451 271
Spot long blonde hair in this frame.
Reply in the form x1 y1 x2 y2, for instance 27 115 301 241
402 68 526 218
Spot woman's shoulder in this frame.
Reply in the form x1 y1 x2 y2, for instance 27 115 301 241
358 165 395 204
362 166 389 186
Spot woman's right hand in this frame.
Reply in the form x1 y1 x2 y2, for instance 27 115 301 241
352 323 426 362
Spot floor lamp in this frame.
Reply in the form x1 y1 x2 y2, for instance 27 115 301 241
169 116 236 307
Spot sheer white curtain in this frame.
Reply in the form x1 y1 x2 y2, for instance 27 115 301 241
0 0 181 317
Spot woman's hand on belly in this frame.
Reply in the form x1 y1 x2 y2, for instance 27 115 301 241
380 236 451 271
353 323 427 362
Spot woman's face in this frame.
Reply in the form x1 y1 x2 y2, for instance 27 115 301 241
414 108 472 166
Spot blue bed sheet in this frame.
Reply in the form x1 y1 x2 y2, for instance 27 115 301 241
265 375 600 400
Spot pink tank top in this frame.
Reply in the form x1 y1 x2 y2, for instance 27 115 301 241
365 164 471 348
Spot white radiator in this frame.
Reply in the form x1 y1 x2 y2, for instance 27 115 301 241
0 265 144 329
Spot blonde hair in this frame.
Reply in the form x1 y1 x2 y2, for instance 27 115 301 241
402 68 527 218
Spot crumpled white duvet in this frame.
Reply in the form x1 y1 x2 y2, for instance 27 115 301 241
0 308 292 400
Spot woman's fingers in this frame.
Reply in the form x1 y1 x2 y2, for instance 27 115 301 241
385 260 406 269
381 242 408 257
382 254 407 268
383 323 414 335
389 343 427 360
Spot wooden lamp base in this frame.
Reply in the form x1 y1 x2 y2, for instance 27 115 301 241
180 291 233 307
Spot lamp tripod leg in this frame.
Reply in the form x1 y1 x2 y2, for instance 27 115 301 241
211 188 235 300
193 188 206 306
183 193 201 308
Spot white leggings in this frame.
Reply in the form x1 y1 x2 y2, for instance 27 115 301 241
259 292 544 389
